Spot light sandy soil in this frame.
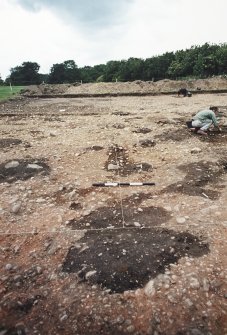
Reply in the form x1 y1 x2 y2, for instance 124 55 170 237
22 76 227 96
0 90 227 335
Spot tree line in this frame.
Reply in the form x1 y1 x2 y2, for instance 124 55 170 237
1 43 227 86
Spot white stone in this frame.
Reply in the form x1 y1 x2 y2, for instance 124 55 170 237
5 161 19 169
107 163 120 170
189 278 200 289
11 202 22 214
184 298 194 307
27 164 43 169
5 263 13 270
85 270 97 279
191 147 202 154
144 280 155 296
176 217 186 224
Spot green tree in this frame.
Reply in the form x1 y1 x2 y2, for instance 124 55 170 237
143 52 174 80
216 44 227 74
167 60 184 78
80 64 106 82
118 58 144 81
103 61 121 82
193 54 205 77
64 60 80 83
6 62 41 85
39 73 49 83
48 60 80 84
48 63 65 83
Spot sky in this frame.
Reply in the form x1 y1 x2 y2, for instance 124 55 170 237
0 0 226 79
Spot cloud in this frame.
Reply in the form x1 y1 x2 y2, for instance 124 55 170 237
1 0 226 80
112 0 227 59
13 0 134 29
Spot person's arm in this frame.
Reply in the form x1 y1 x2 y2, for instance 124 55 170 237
210 111 219 127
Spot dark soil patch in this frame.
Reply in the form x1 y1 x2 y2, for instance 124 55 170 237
132 127 152 134
62 228 209 293
0 326 26 335
162 160 226 199
86 145 104 151
198 127 227 144
43 117 63 122
185 120 227 143
135 139 156 147
154 128 191 142
80 112 99 116
68 204 170 230
112 112 130 116
69 202 83 210
105 144 152 176
0 138 22 148
0 159 50 183
13 295 42 315
122 162 152 175
112 123 125 129
68 192 170 230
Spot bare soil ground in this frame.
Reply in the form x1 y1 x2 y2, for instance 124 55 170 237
21 76 227 96
0 81 227 335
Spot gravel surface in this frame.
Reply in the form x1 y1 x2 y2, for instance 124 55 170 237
0 86 227 334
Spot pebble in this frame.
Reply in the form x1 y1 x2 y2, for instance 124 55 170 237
164 206 172 212
36 266 42 274
27 163 43 169
189 278 200 289
184 298 194 307
176 217 186 224
36 198 45 203
5 263 13 271
107 163 120 170
202 278 210 292
59 314 68 322
14 245 20 254
5 161 19 169
11 202 22 214
144 280 155 296
85 271 97 279
191 147 202 154
167 294 177 303
126 325 135 333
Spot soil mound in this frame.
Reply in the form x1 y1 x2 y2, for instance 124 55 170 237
21 76 227 96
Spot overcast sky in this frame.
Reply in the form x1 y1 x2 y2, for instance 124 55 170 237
0 0 226 79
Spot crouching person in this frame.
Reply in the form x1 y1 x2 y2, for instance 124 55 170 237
189 106 221 135
178 88 192 97
178 88 188 97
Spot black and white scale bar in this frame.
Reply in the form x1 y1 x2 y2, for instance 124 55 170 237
92 182 155 187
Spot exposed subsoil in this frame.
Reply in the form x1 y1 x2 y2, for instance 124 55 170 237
20 76 227 96
0 80 227 335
